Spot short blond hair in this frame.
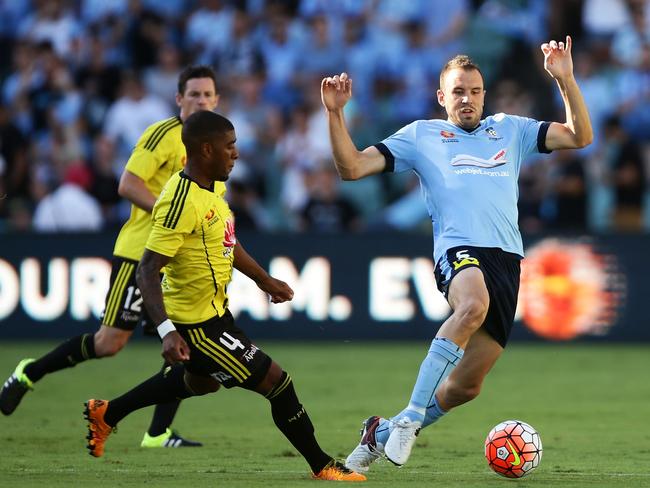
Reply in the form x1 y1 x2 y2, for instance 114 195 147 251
439 55 483 89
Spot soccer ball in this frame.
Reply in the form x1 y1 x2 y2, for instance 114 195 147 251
484 420 542 478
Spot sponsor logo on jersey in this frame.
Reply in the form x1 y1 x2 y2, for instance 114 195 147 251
205 208 220 227
440 130 459 143
223 218 237 257
450 149 508 168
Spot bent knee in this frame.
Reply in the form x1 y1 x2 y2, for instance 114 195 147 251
447 381 482 404
252 361 283 395
94 338 127 357
455 299 488 328
94 327 131 357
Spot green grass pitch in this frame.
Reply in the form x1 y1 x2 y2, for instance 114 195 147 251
1 341 649 487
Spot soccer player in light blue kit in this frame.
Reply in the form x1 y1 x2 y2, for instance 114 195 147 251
321 36 592 473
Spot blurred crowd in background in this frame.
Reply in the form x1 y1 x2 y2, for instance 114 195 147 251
0 0 649 235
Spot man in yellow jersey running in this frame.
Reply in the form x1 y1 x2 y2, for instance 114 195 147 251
83 111 366 482
0 66 220 448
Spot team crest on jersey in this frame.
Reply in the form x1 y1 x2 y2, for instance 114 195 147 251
485 126 503 140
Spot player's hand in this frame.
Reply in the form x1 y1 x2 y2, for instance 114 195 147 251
321 72 353 112
161 331 190 364
541 35 573 81
257 276 294 303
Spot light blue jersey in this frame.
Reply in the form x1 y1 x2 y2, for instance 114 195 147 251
378 113 551 266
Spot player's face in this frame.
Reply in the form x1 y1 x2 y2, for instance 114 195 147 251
210 130 238 182
437 68 485 130
177 78 219 120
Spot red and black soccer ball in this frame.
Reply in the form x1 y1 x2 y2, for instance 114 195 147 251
485 420 543 478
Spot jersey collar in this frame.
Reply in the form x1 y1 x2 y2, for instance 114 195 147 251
180 170 215 192
445 119 484 134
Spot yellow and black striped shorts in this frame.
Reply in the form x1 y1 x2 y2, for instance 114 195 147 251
178 310 271 389
100 256 148 331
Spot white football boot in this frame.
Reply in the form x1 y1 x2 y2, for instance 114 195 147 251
345 416 385 473
384 417 422 466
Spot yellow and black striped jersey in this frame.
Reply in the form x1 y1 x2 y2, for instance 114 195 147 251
146 171 233 324
113 116 185 261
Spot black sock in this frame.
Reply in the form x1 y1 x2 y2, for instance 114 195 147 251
266 371 332 473
24 333 96 383
105 364 193 427
147 362 182 437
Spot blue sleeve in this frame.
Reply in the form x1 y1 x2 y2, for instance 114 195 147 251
508 115 552 157
375 121 418 173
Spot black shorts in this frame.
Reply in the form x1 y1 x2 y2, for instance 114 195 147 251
100 256 148 331
176 309 271 389
434 246 521 347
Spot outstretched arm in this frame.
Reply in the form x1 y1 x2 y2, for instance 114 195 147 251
234 241 294 303
541 36 593 150
321 72 387 180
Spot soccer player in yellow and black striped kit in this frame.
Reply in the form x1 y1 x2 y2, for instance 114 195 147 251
0 66 220 448
84 111 366 482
